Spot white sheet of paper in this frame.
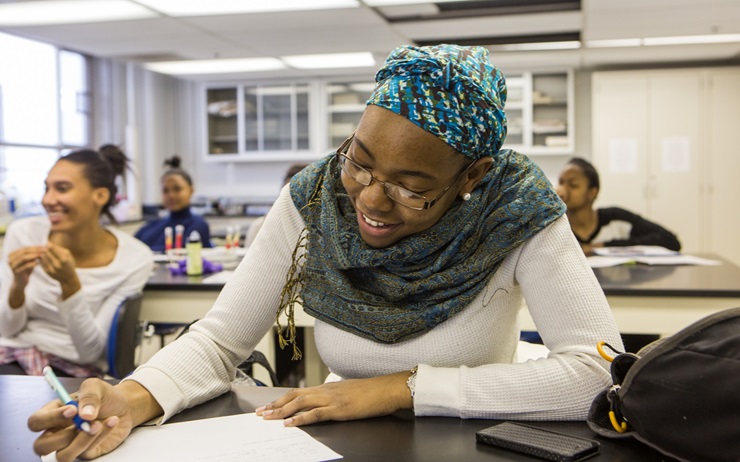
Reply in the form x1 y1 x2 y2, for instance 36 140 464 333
635 255 721 266
94 413 342 462
587 256 636 268
592 246 679 257
588 254 721 268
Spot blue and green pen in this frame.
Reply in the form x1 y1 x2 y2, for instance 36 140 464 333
42 366 92 433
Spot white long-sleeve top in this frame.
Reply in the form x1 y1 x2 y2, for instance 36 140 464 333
130 185 622 422
0 216 154 369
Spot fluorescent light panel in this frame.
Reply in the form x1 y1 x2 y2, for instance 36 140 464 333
490 41 581 52
363 0 468 6
282 52 375 69
136 0 359 16
0 0 158 26
587 34 740 48
144 58 286 75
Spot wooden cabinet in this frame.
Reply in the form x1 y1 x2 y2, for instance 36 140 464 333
204 83 312 160
592 68 740 265
502 70 574 155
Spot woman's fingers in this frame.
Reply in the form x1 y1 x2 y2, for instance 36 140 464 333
35 417 120 462
257 374 411 427
28 402 75 433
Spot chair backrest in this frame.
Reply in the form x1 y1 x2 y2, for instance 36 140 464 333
106 293 144 379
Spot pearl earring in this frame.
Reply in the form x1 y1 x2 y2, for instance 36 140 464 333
462 193 472 201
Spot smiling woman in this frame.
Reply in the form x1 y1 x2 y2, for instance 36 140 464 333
28 45 623 462
0 149 153 378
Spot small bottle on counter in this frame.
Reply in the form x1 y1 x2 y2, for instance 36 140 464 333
186 230 203 276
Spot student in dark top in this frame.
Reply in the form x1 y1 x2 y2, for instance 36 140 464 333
556 157 681 256
135 156 212 252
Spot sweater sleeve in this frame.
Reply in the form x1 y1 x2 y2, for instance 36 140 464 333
0 221 29 337
602 208 681 250
56 237 153 364
127 185 304 422
414 215 623 420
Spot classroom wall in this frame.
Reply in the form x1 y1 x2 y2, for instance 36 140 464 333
112 65 595 207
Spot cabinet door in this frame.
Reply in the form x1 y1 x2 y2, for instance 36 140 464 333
327 82 373 149
206 88 239 155
707 70 740 265
647 72 704 253
591 73 649 215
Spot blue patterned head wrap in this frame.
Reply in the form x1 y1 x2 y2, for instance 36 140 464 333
368 44 507 159
279 45 565 350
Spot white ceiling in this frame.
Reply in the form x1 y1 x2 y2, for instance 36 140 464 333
2 0 740 81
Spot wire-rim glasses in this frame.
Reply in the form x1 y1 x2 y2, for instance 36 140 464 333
335 132 476 211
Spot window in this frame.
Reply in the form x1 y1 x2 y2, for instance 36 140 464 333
0 32 90 217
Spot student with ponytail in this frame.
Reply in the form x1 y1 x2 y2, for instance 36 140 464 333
135 155 212 252
0 148 153 377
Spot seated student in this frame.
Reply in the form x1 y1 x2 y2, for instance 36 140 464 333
244 163 308 247
0 149 153 377
135 156 212 252
29 45 623 460
556 157 681 256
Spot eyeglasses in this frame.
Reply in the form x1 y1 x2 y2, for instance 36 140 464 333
336 132 476 211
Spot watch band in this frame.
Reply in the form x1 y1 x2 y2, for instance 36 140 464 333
407 366 418 402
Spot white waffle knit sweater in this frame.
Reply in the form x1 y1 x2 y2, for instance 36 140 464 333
130 186 622 422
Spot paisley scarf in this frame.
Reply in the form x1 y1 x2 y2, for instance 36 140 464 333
279 45 564 348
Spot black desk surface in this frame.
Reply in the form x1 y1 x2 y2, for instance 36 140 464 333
146 253 740 298
145 262 227 291
593 254 740 297
3 375 674 462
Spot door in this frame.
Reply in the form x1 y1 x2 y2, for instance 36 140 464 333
591 73 649 215
647 71 703 253
707 69 740 265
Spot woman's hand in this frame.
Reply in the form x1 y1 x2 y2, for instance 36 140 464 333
7 246 44 288
39 242 81 299
580 242 603 256
256 371 413 426
6 246 44 308
28 379 162 462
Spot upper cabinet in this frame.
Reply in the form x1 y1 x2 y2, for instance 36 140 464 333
326 81 375 149
206 87 239 156
502 70 574 155
205 83 312 161
202 70 574 161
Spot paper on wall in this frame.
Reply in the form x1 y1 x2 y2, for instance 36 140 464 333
608 138 638 173
661 137 691 172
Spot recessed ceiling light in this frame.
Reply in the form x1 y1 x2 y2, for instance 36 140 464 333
643 34 740 46
363 0 468 5
587 34 740 48
144 58 287 75
136 0 359 16
0 0 158 26
282 52 375 69
489 41 581 52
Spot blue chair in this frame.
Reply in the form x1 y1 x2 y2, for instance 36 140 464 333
106 293 145 379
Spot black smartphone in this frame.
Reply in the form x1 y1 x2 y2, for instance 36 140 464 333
476 422 600 462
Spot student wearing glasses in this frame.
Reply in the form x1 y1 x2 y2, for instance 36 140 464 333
29 45 622 460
